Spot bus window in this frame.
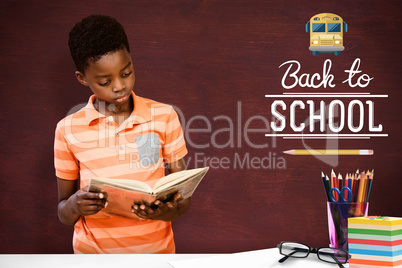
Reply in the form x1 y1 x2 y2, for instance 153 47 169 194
328 23 341 32
312 23 325 32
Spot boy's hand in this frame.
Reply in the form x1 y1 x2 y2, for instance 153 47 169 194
73 186 108 216
131 192 191 222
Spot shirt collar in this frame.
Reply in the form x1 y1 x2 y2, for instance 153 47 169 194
84 91 152 126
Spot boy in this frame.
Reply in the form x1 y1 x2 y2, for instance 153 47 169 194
54 15 190 254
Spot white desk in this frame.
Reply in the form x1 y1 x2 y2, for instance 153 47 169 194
0 248 349 268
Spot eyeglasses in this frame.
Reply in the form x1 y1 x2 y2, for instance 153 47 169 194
277 241 351 268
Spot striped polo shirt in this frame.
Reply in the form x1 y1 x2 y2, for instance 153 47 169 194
54 91 187 253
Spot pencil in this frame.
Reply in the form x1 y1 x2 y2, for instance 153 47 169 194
331 169 338 201
344 174 348 199
338 174 344 199
353 177 360 202
347 174 352 200
350 174 355 200
348 174 352 190
283 149 374 155
357 172 366 203
321 172 330 201
326 175 331 198
338 173 343 189
366 170 374 202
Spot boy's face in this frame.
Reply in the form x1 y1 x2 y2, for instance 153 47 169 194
75 47 135 108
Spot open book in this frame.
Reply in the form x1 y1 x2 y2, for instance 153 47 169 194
88 167 209 219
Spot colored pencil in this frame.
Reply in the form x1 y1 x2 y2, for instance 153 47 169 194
357 172 366 203
353 178 360 202
366 170 374 202
350 174 355 200
321 172 330 201
338 173 343 189
344 174 349 200
331 169 338 201
283 149 374 155
326 175 331 198
321 169 374 204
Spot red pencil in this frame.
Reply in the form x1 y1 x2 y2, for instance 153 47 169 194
344 174 349 200
331 169 338 201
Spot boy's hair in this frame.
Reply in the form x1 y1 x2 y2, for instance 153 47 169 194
68 15 130 73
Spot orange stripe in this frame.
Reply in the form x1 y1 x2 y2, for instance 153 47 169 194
124 131 163 143
54 148 78 161
87 162 163 178
101 169 165 182
88 220 170 239
65 124 103 135
80 152 131 167
74 239 100 254
166 126 182 140
94 225 173 249
154 237 175 253
164 137 185 153
79 163 164 181
84 215 161 228
56 169 78 180
71 142 117 157
164 145 187 162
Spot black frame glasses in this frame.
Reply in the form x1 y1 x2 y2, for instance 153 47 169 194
277 241 351 268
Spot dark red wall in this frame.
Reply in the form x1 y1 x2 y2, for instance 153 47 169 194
0 0 400 253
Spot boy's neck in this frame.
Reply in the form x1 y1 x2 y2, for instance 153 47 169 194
93 95 134 125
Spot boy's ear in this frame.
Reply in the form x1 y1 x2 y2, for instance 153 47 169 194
75 71 89 86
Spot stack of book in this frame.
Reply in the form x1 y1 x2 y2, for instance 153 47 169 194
348 216 402 268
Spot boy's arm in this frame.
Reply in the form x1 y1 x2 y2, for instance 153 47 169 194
166 157 187 173
132 158 192 222
57 177 107 225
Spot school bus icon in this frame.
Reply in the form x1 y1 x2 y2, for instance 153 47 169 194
306 13 348 56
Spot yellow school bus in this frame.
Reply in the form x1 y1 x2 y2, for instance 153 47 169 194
306 13 348 56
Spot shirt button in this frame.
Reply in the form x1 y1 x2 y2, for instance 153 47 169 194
115 133 119 137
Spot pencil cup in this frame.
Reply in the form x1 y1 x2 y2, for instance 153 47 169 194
327 202 369 252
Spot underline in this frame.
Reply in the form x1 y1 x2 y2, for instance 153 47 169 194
265 134 388 137
282 136 370 139
282 92 370 95
265 94 388 98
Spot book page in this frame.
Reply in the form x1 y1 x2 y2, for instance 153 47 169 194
154 167 209 200
89 177 153 194
153 167 209 192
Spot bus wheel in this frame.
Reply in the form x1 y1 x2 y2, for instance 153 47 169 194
312 51 319 56
334 51 341 56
